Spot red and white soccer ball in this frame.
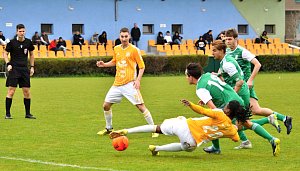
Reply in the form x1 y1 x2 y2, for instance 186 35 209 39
112 136 129 151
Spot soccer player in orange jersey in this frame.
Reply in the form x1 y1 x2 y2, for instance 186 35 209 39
109 100 243 156
96 28 158 137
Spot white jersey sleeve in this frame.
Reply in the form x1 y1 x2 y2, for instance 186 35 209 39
223 62 238 77
196 88 212 104
242 48 255 62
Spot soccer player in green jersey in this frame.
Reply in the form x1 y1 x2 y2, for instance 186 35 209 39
185 63 280 156
225 28 292 136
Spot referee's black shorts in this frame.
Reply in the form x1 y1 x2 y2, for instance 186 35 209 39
6 66 31 88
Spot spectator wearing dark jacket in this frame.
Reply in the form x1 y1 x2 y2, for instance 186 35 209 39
73 31 85 46
172 31 183 45
203 30 213 49
99 31 108 49
156 32 166 45
131 23 141 47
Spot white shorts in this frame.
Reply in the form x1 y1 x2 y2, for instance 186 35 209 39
160 116 197 151
105 81 144 105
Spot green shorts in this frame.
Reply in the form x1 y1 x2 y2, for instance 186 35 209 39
249 86 258 100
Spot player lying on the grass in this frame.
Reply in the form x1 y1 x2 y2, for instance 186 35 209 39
110 100 280 156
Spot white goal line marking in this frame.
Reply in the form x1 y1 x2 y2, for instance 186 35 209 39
0 156 127 171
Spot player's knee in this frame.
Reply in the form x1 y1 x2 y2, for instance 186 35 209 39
7 89 16 97
181 142 196 152
103 103 111 111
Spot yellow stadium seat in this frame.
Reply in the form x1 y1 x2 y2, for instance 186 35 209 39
90 51 98 57
256 48 264 55
245 44 253 49
81 45 89 52
156 45 164 52
273 38 281 44
48 51 56 58
197 50 205 55
73 45 81 52
278 48 285 55
39 51 47 58
172 45 180 51
260 44 268 50
173 50 181 55
164 45 172 51
166 50 173 56
148 40 155 46
181 50 189 55
264 48 271 55
65 51 73 58
186 39 194 46
57 51 65 58
65 40 72 48
187 45 195 51
285 48 293 54
238 39 245 47
245 38 253 45
293 48 300 54
33 51 39 58
39 45 47 52
180 44 187 51
106 50 114 56
84 40 89 46
253 44 261 49
107 40 113 46
189 49 197 55
73 51 82 57
281 43 289 49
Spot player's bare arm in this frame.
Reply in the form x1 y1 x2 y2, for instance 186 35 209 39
96 60 116 68
234 79 244 93
3 50 12 71
247 58 261 88
134 68 145 89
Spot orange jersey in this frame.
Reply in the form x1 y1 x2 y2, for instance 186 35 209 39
112 44 145 86
186 103 239 145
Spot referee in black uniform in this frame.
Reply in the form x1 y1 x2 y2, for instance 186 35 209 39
3 24 36 119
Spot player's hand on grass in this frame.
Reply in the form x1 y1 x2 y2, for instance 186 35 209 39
96 61 105 67
133 80 140 89
30 67 34 76
181 99 190 106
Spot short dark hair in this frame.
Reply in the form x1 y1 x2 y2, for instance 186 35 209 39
120 27 129 33
225 28 238 38
185 63 203 79
16 24 25 30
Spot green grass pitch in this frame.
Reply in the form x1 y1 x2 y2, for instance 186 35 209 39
0 73 299 171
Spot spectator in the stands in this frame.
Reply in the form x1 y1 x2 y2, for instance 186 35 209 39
260 31 270 44
73 31 85 46
32 31 42 49
156 32 166 45
90 32 99 46
172 31 183 45
164 31 173 45
195 36 206 54
0 31 10 45
56 37 68 55
216 31 225 42
40 31 50 46
99 31 108 49
202 30 213 49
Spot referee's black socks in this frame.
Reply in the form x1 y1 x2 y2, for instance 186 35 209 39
24 98 31 115
6 97 12 115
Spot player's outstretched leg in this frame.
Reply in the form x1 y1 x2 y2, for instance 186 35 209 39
109 129 128 139
148 145 159 156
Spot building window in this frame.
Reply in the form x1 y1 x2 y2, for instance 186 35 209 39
72 24 84 34
172 24 183 34
237 24 248 34
41 24 53 34
265 24 275 34
143 24 154 34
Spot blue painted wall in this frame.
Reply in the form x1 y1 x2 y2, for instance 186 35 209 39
0 0 257 51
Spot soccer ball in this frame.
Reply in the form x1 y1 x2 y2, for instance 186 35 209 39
112 136 129 151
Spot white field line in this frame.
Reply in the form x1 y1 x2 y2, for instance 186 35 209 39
0 156 127 171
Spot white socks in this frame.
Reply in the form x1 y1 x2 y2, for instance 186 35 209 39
143 109 154 125
155 143 183 152
104 110 112 129
127 125 157 134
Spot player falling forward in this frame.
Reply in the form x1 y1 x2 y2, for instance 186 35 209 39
110 100 280 156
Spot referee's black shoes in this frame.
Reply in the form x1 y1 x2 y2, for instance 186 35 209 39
5 114 13 119
25 114 36 119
